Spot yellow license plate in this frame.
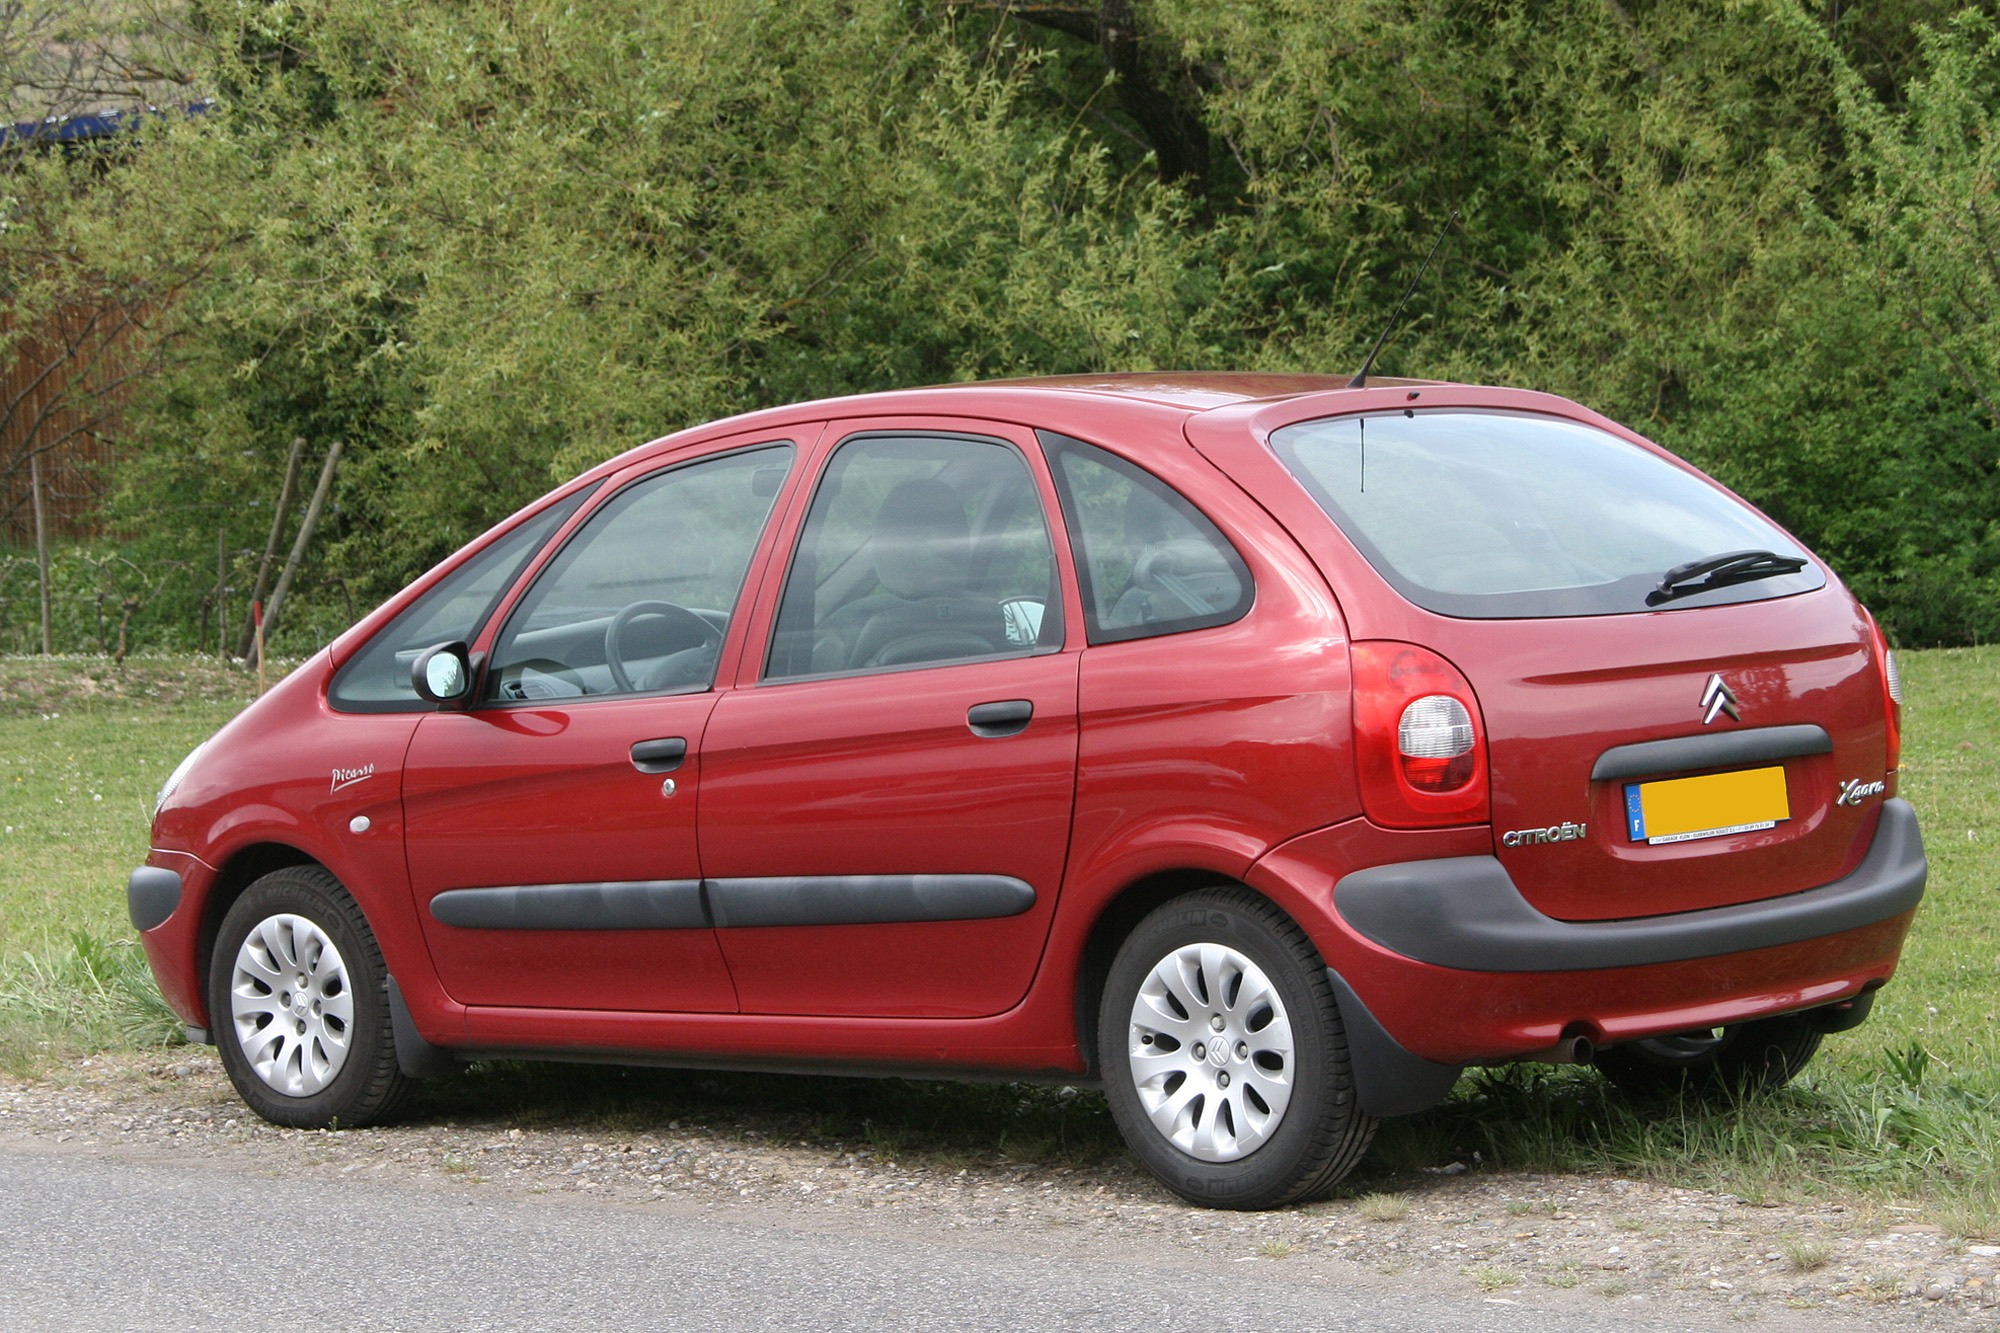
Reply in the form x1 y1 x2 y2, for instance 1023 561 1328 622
1624 766 1790 845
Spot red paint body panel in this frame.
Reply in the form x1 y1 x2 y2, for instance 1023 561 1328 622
402 694 737 1012
135 373 1922 1090
136 848 214 1023
1462 606 1881 919
144 653 455 1036
1062 429 1360 893
698 650 1081 1017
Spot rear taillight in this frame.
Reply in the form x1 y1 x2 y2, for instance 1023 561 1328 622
1351 641 1490 828
1864 610 1902 778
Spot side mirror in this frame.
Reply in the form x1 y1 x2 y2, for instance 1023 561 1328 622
411 641 474 707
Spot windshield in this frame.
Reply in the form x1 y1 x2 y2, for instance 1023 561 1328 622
1269 409 1824 618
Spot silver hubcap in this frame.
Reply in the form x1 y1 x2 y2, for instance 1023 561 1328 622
229 914 354 1097
1126 943 1295 1162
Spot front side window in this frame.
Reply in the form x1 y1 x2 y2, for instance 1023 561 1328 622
1040 431 1253 645
484 444 793 701
765 433 1061 680
1270 410 1825 618
328 485 598 712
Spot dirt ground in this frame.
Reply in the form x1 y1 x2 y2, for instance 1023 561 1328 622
4 1051 1998 1331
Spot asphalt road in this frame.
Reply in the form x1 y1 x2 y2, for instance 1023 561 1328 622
0 1146 1726 1333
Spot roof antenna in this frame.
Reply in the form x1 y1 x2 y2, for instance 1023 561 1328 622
1347 210 1458 389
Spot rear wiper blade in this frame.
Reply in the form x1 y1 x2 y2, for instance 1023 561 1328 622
1646 549 1807 607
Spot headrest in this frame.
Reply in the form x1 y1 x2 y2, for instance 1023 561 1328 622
873 478 972 599
1132 537 1232 585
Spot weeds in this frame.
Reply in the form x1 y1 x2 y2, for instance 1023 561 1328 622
0 929 183 1065
1782 1238 1833 1272
1936 1188 2000 1240
1356 1192 1411 1222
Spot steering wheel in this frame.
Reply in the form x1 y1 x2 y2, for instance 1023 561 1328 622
604 601 722 694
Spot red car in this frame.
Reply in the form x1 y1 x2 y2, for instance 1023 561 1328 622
131 373 1925 1209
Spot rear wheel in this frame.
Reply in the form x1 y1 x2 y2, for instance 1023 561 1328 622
1099 887 1375 1210
209 865 411 1128
1595 1013 1823 1096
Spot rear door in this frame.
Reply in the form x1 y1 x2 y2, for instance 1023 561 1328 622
696 419 1082 1017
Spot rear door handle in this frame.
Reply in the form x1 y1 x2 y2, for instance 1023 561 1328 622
630 737 688 773
967 700 1033 738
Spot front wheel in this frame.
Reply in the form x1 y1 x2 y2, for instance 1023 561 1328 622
209 865 411 1128
1098 888 1375 1210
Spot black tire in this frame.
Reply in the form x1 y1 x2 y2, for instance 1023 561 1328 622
1098 887 1376 1210
1594 1013 1823 1097
208 865 411 1128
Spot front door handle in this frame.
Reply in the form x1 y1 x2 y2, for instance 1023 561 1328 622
967 699 1033 739
630 737 688 773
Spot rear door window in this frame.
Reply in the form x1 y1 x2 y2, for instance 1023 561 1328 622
764 432 1061 680
1269 410 1824 618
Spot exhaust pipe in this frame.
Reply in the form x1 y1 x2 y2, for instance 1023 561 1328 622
1527 1032 1596 1066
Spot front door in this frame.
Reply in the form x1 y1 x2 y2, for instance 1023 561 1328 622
404 438 803 1012
699 423 1081 1018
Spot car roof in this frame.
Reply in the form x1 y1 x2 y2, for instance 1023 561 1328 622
582 372 1450 483
917 371 1441 409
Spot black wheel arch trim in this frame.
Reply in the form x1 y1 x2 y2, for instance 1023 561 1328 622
1334 798 1926 973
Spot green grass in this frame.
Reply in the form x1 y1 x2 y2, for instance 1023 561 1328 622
0 655 260 1060
0 648 1994 1214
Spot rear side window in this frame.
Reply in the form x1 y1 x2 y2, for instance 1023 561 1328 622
1270 410 1825 619
1040 431 1252 645
329 485 598 712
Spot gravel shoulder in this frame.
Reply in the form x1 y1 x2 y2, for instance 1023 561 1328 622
5 1051 1997 1331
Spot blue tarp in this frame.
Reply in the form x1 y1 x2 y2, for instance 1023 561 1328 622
0 101 211 150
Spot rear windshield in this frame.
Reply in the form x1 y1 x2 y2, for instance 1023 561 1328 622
1269 410 1824 618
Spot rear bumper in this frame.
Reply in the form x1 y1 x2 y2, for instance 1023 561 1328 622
1251 800 1925 1117
1333 798 1926 972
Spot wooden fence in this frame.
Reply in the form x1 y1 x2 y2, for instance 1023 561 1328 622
0 299 139 549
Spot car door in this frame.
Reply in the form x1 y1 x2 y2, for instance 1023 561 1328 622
697 420 1082 1018
402 435 808 1012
